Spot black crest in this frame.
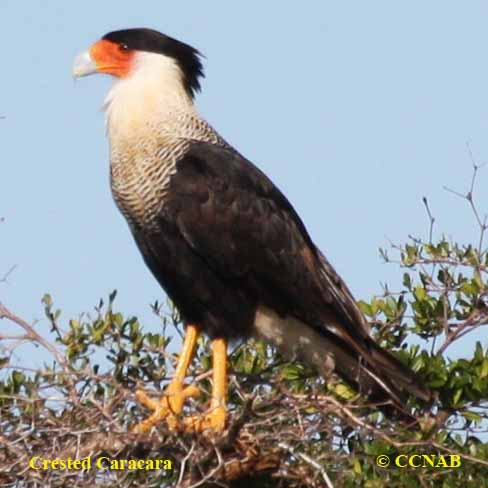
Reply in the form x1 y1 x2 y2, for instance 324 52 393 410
103 28 204 98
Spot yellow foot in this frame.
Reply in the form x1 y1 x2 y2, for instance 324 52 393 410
132 382 200 434
181 405 227 433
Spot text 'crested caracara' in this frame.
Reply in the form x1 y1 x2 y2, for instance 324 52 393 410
73 28 431 434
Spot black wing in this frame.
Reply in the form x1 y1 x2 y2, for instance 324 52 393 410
134 140 430 404
156 140 369 344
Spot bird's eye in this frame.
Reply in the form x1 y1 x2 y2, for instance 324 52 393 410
119 43 129 51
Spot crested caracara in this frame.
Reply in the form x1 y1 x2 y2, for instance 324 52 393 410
73 28 430 433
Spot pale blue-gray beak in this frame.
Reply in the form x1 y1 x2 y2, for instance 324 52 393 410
72 50 97 79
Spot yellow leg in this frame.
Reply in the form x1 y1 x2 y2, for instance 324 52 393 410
183 337 228 433
133 324 201 433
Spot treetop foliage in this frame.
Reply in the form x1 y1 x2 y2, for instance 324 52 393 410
1 165 488 486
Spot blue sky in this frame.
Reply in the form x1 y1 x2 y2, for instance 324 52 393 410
2 1 488 366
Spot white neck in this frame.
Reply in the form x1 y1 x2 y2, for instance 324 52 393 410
104 52 196 138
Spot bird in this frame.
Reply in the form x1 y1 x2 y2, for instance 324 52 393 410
73 28 431 433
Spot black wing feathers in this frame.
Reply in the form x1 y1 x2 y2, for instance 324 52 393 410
133 140 430 405
163 141 367 343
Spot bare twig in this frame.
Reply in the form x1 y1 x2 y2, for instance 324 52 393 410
0 303 68 370
278 442 334 488
0 265 17 284
444 144 488 254
422 196 435 244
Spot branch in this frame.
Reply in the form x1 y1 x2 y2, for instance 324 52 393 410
278 442 334 488
0 265 17 284
0 303 69 371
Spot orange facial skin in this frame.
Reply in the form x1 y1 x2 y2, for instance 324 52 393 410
89 39 135 78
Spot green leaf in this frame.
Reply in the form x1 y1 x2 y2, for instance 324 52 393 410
358 300 374 317
281 364 302 381
334 383 356 400
41 293 52 307
462 411 482 423
474 341 484 362
12 370 26 388
402 272 412 290
480 358 488 379
452 388 463 406
413 285 427 301
109 290 117 303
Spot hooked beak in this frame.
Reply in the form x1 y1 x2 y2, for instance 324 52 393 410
72 50 98 79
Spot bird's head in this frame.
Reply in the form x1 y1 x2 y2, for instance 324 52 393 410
72 28 204 99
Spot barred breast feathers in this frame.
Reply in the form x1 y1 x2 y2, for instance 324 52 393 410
103 51 226 227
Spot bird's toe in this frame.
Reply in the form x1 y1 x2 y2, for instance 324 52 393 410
132 382 202 433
